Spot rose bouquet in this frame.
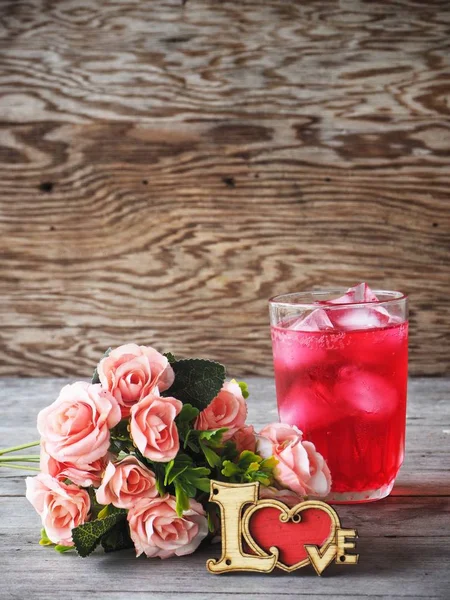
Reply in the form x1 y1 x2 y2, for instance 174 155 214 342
0 344 331 559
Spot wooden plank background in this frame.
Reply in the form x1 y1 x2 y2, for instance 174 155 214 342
0 0 449 378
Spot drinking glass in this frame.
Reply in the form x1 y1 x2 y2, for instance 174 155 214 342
269 289 408 503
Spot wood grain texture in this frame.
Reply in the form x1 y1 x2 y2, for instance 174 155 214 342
1 377 449 599
0 0 449 377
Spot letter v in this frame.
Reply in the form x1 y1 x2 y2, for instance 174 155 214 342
305 543 337 576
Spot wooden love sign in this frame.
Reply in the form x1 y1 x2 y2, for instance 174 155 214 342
206 481 359 575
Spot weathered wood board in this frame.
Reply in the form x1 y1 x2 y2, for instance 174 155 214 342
0 377 449 599
0 0 449 377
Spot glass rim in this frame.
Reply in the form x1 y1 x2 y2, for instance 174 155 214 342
269 288 407 309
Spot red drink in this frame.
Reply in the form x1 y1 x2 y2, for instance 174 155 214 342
269 286 408 503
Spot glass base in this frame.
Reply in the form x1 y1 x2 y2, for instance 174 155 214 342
325 479 395 504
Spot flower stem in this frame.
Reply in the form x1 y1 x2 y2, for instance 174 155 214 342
0 441 40 455
0 464 40 472
0 456 40 462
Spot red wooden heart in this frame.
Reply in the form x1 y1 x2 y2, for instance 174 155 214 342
246 503 335 570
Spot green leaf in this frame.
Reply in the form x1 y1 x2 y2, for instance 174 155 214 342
39 528 53 546
162 359 226 410
221 460 241 478
176 404 200 448
249 471 271 486
220 450 278 486
186 465 210 479
164 460 174 485
183 431 200 453
108 437 133 455
261 456 278 472
97 504 124 520
237 450 262 470
92 347 112 384
164 453 192 486
183 427 226 453
237 381 249 399
183 465 211 488
101 520 134 553
222 440 238 461
207 509 216 534
181 479 197 497
177 403 200 423
199 441 221 468
188 477 211 493
174 480 190 516
55 544 73 553
164 352 177 364
166 455 211 497
197 428 228 447
72 511 127 558
97 505 110 520
162 452 211 496
182 427 227 468
152 462 166 496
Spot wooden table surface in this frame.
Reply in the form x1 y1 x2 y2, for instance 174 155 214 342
1 377 449 599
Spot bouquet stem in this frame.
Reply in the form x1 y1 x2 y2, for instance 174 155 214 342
0 456 40 462
0 454 40 465
0 464 40 472
0 441 41 472
0 441 40 455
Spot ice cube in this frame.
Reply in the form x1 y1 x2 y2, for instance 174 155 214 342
320 283 393 330
279 380 344 431
290 308 334 332
328 282 379 304
334 366 398 420
329 305 390 330
289 283 397 332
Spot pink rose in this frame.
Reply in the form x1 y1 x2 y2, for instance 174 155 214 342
37 382 121 466
257 423 331 498
128 495 208 559
230 425 256 453
25 473 90 546
130 394 182 462
40 443 109 487
96 456 158 509
195 380 247 441
259 485 304 507
98 344 175 417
